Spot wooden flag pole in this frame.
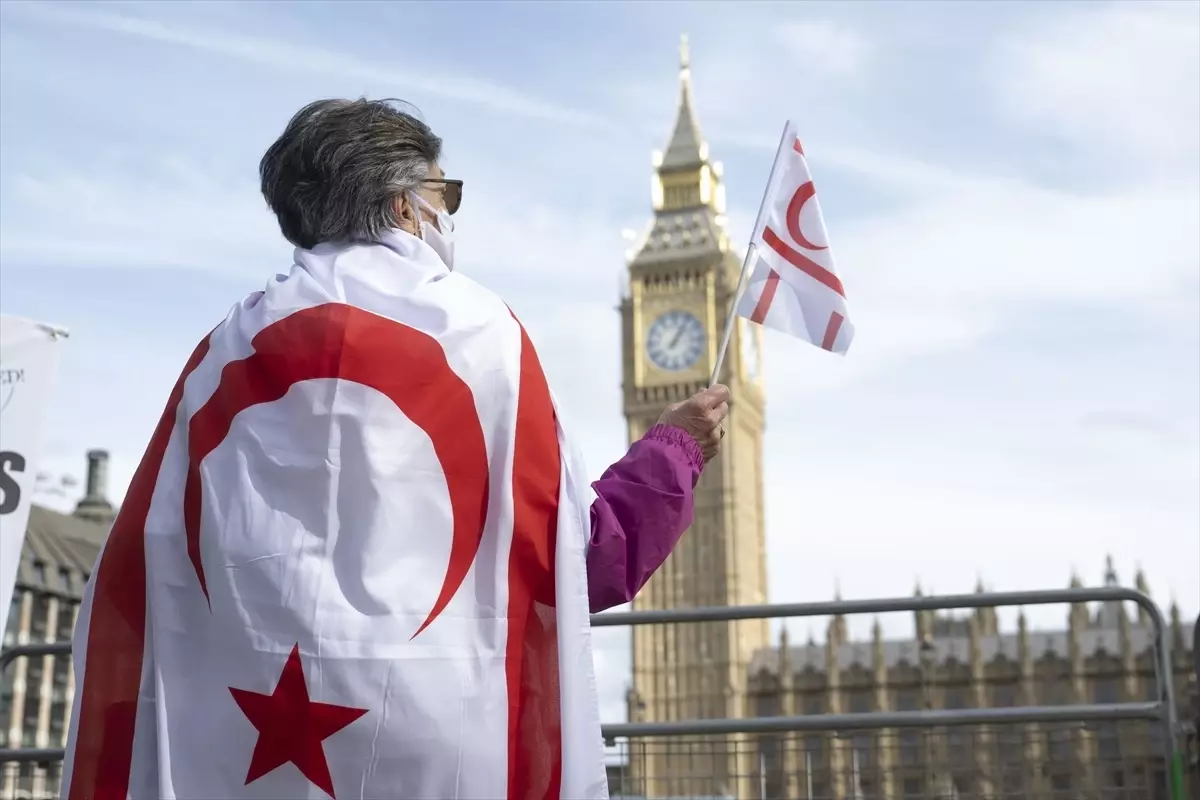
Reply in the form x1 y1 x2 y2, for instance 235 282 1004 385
709 122 794 387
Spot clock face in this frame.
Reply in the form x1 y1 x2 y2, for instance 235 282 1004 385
646 310 706 372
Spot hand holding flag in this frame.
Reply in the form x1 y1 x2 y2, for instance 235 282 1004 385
657 384 731 462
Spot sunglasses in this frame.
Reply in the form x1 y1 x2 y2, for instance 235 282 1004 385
421 178 463 216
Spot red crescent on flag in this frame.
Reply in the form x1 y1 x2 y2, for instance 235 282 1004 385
784 181 827 252
184 303 490 639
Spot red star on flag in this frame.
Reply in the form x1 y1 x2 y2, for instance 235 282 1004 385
229 644 367 800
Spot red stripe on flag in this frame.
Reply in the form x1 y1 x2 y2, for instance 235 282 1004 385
793 138 804 155
821 311 845 351
761 226 846 298
750 270 781 325
507 312 564 800
68 334 212 800
184 304 489 640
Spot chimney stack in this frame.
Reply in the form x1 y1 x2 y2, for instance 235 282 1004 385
74 449 116 527
86 449 109 500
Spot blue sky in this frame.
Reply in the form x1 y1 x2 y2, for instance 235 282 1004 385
2 0 1197 722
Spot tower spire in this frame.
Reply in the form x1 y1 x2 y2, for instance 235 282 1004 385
678 34 693 112
660 33 707 171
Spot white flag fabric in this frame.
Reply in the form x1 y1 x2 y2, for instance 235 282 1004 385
736 122 854 355
0 314 67 643
61 232 608 800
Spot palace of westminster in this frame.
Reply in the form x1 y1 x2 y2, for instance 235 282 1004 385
1 39 1196 800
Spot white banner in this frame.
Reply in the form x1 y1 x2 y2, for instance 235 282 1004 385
0 314 67 643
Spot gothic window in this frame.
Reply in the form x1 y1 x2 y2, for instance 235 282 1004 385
1046 726 1072 764
21 655 45 745
894 686 922 764
1153 768 1168 800
754 691 778 717
895 687 920 711
899 730 921 766
1092 677 1122 759
43 764 63 798
842 683 876 772
847 687 872 713
851 731 874 769
805 732 826 760
50 647 71 746
948 724 972 765
55 602 74 643
29 595 50 641
995 724 1023 763
990 679 1019 707
17 762 33 795
2 592 21 647
1139 676 1168 752
1000 762 1025 796
0 673 13 746
1051 773 1072 793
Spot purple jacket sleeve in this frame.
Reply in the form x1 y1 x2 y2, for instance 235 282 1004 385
586 423 704 613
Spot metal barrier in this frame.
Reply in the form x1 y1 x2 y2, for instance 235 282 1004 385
0 588 1192 800
603 719 1177 799
594 587 1189 800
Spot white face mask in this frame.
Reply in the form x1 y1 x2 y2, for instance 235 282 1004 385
410 192 455 270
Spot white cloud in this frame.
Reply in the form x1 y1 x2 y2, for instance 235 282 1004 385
4 1 604 126
1 160 287 276
989 1 1200 171
774 20 873 77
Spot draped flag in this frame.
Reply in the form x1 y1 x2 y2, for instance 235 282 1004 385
735 121 854 355
61 232 608 800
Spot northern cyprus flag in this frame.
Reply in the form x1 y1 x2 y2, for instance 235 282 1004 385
735 121 854 355
61 232 607 800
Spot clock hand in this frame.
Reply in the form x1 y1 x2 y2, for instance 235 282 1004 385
668 325 686 348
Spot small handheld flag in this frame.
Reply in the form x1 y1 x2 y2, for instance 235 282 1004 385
710 121 853 385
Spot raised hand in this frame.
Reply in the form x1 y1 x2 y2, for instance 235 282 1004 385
656 384 731 462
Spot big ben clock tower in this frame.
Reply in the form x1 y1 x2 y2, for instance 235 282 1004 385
621 36 769 799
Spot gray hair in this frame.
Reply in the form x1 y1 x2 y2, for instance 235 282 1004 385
260 98 442 249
